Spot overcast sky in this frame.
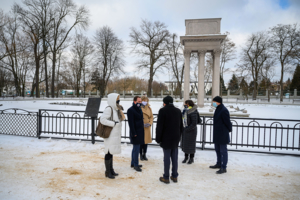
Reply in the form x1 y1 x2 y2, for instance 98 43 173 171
1 0 300 84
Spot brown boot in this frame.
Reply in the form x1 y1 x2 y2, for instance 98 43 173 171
170 176 177 183
159 177 170 184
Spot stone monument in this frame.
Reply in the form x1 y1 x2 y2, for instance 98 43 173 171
180 18 226 107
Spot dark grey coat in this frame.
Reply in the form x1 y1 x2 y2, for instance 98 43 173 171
181 105 198 154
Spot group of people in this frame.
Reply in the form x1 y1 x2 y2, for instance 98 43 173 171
100 93 232 183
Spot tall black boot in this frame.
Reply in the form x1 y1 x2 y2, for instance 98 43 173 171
143 153 148 161
105 159 115 179
110 158 118 176
187 157 194 164
182 155 188 163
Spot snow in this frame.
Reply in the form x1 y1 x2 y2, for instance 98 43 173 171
1 98 300 119
0 135 300 200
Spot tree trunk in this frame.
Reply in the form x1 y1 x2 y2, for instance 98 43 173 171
43 40 49 97
253 81 257 100
51 52 57 98
34 44 40 98
280 62 284 102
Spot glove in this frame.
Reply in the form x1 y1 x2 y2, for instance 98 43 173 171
114 121 119 125
144 123 151 128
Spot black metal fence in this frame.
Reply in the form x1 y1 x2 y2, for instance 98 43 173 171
1 108 300 156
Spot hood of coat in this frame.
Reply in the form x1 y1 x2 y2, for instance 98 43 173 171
107 93 119 110
187 105 198 114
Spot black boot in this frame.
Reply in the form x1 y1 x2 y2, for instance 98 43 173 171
187 157 194 164
216 168 227 174
105 159 115 179
182 155 188 163
143 153 148 161
140 154 144 161
209 164 221 169
110 158 118 176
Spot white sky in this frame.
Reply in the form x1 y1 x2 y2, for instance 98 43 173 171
1 0 300 84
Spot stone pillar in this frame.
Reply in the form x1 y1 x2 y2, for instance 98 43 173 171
197 50 206 107
105 90 108 97
227 89 230 96
151 89 153 98
123 90 125 98
171 89 173 97
295 89 297 98
89 91 91 96
212 49 221 100
184 49 191 101
161 90 163 98
97 90 99 96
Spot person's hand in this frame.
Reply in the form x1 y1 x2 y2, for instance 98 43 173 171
134 135 137 137
144 123 150 128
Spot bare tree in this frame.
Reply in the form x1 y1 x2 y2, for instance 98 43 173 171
14 1 44 97
48 0 90 97
93 26 125 97
129 19 170 96
236 32 272 100
166 33 184 99
70 33 93 97
269 24 300 102
204 53 213 91
220 32 237 78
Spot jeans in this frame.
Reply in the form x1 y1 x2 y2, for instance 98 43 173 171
140 144 148 155
214 144 228 169
163 148 178 179
131 144 140 167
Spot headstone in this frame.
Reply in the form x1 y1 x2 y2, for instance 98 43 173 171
227 90 230 96
105 90 108 97
239 89 243 98
84 98 101 118
161 90 163 98
295 89 297 98
89 91 91 96
123 90 125 98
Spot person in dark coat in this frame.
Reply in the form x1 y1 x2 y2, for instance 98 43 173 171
127 96 145 172
181 100 199 164
209 96 232 174
156 96 183 184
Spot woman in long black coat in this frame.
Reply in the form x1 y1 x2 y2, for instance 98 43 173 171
181 100 199 164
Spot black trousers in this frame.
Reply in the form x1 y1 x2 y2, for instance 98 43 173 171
105 151 113 160
140 144 148 154
185 153 194 158
163 148 179 179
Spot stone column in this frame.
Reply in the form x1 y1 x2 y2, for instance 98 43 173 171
184 49 191 101
123 90 125 98
161 90 163 98
212 49 221 100
171 89 173 97
151 89 153 98
197 50 206 107
227 89 230 96
295 89 297 98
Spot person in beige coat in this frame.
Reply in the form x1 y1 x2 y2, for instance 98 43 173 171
140 96 153 161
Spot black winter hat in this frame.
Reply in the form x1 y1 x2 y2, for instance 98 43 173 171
163 95 173 105
213 96 223 104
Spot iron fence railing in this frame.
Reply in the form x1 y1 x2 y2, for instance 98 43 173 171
0 108 300 156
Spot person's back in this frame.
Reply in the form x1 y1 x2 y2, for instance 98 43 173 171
156 104 183 149
156 96 183 184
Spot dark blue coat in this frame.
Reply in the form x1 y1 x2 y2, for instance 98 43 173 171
156 104 183 149
213 104 232 145
127 103 145 145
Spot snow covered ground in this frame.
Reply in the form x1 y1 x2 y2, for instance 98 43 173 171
0 135 300 200
1 99 300 119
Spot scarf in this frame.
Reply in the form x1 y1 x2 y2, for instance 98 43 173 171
182 106 192 128
116 104 125 121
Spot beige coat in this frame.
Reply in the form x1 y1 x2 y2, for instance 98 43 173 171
141 104 153 144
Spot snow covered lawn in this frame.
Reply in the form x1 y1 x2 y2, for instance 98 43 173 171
0 135 300 200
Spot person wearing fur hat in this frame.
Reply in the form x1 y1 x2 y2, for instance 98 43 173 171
140 96 153 161
100 93 125 179
181 100 199 164
209 96 232 174
156 96 183 184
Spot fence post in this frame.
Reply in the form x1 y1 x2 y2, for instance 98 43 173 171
38 109 42 139
91 117 96 144
202 116 206 150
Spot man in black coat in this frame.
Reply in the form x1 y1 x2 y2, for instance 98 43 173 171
156 96 183 184
209 96 232 174
127 96 144 172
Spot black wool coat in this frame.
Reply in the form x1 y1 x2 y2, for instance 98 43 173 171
213 103 232 145
127 103 145 145
155 104 183 149
181 105 198 154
